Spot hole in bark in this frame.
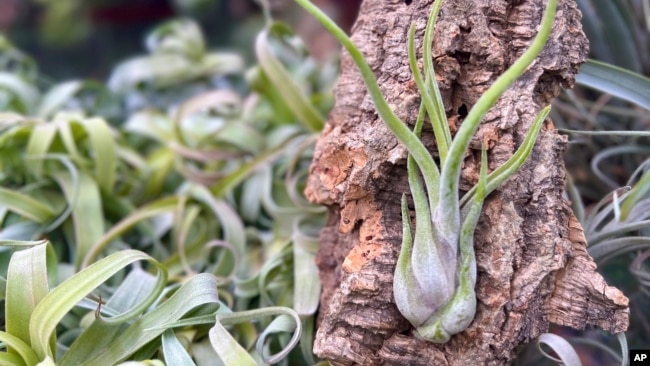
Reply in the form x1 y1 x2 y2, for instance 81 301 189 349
404 0 412 4
454 51 472 64
365 235 373 240
458 104 468 118
534 70 564 104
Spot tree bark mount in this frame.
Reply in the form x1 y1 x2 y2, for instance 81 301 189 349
304 0 629 364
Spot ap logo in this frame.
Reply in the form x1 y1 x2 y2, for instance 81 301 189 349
631 350 650 365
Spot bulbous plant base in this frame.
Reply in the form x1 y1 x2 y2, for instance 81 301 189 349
304 0 628 364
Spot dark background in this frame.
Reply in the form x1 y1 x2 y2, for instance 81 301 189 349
1 0 362 80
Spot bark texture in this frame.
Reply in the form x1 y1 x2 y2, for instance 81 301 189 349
304 0 630 364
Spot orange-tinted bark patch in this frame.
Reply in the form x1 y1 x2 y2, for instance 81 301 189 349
342 241 382 273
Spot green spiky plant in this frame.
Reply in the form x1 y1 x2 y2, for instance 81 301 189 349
295 0 555 342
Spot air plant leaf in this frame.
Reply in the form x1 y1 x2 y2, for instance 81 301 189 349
78 117 117 193
0 330 41 366
51 170 105 270
292 219 322 317
0 72 39 114
0 186 57 223
5 244 50 354
216 306 302 365
30 249 168 360
81 196 180 268
145 19 206 61
161 329 196 366
408 17 450 162
621 166 650 221
576 59 650 111
395 104 455 327
256 22 325 132
415 147 486 341
295 0 555 342
37 80 83 118
64 273 218 365
537 333 583 366
460 106 550 209
209 314 258 366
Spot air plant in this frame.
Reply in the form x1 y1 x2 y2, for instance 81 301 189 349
0 16 330 364
295 0 555 342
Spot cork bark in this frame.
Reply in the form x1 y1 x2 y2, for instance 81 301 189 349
304 0 630 364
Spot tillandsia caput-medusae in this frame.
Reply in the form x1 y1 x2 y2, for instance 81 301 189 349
295 0 556 342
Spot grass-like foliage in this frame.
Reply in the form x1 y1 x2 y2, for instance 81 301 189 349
0 15 331 365
295 0 554 342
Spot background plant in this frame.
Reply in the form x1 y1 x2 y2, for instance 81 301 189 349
518 0 650 363
0 13 331 365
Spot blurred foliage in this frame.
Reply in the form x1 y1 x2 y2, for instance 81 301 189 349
576 0 649 74
34 0 91 45
519 0 650 364
3 0 346 80
26 0 223 45
0 14 334 364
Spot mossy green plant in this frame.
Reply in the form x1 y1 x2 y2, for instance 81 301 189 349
295 0 556 342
